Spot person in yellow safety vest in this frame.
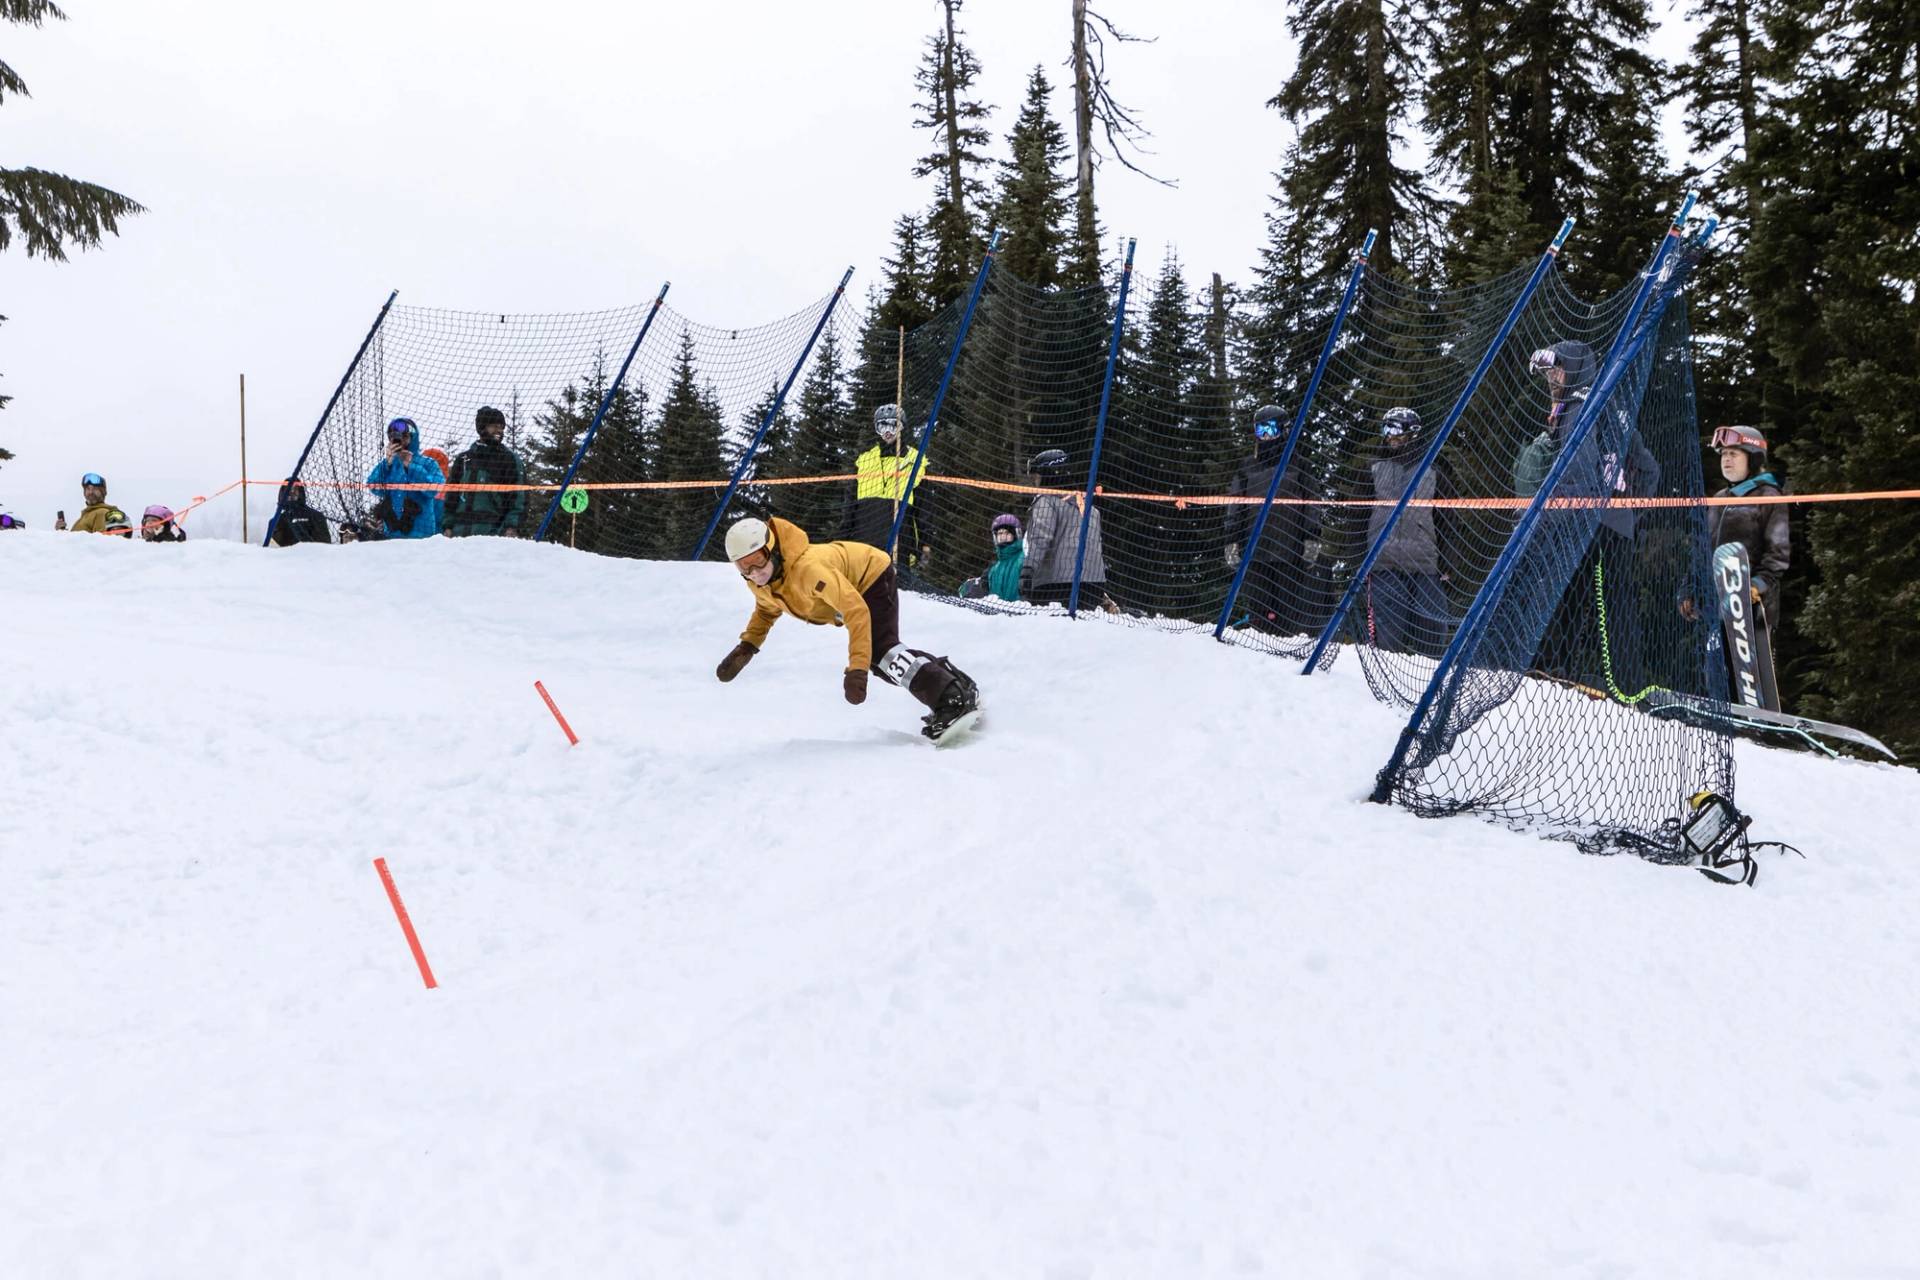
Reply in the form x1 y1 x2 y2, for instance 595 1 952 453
841 403 933 568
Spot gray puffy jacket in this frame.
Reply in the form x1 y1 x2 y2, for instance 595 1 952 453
1367 456 1442 575
1025 492 1107 586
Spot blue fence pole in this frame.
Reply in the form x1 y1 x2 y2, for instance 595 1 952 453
1211 230 1376 639
262 289 398 546
1300 216 1576 673
1068 238 1137 618
533 281 670 544
691 266 856 560
1370 217 1713 802
886 230 1002 559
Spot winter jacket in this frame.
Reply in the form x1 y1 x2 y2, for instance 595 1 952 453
739 517 894 672
1512 389 1661 538
271 498 334 545
982 540 1025 602
1025 491 1106 587
1367 454 1444 576
1226 440 1319 567
1709 472 1790 597
71 501 133 536
365 422 443 538
842 437 930 552
445 438 529 537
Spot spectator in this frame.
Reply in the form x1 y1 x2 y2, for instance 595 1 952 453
0 510 23 531
54 510 67 530
1365 408 1453 656
1022 449 1115 610
1681 425 1790 631
140 505 187 542
270 480 335 546
445 405 528 538
364 417 443 539
958 513 1026 602
69 473 133 537
842 404 932 568
1225 404 1326 635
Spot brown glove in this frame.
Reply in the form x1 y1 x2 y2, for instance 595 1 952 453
716 641 757 682
843 669 868 704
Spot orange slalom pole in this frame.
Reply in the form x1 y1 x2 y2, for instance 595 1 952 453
535 680 580 746
373 858 437 989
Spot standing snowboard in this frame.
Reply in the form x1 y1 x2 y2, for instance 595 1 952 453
1714 542 1780 711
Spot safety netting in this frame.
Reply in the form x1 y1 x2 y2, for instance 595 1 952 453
1371 235 1735 851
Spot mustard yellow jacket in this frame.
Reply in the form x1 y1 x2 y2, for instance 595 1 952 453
740 517 892 671
71 501 132 536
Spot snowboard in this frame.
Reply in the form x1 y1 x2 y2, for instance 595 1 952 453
928 708 984 747
1713 541 1780 711
1645 689 1896 761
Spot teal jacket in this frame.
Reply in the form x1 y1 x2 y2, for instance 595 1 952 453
984 541 1025 601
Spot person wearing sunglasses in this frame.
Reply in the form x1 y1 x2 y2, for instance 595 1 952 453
1223 404 1326 636
1680 426 1789 629
364 417 444 539
69 472 133 537
714 514 982 743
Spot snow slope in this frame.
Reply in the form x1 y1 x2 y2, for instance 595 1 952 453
4 531 1918 1279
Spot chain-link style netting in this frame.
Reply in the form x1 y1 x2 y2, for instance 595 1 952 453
1373 237 1734 851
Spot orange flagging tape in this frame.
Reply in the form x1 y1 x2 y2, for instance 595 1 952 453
374 857 437 989
535 680 579 746
239 476 1920 509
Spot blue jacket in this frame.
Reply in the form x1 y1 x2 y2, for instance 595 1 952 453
366 421 443 538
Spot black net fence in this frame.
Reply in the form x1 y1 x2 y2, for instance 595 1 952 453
1372 236 1735 852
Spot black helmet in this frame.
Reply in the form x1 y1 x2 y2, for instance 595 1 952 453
1252 404 1285 440
1381 407 1421 438
1028 448 1070 477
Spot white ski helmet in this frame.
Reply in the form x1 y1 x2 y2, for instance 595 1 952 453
874 403 903 441
725 516 772 563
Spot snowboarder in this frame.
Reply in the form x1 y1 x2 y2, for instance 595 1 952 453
444 406 528 538
69 473 132 537
958 513 1026 602
1021 449 1116 610
1364 407 1452 656
842 404 932 569
1224 405 1326 635
715 515 981 742
1680 425 1789 631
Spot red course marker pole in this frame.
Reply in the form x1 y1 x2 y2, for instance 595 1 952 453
535 680 580 746
374 858 437 989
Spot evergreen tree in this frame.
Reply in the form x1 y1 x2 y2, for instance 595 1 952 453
877 215 936 333
1745 0 1920 754
992 66 1073 290
653 330 729 559
1421 0 1534 284
1497 0 1672 290
912 0 993 306
1268 0 1436 282
773 325 859 538
1066 1 1168 288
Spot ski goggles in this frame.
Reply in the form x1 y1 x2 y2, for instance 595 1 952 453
1710 425 1767 452
0 514 20 528
82 472 106 487
1528 348 1559 373
1253 416 1283 441
734 546 773 576
386 418 416 438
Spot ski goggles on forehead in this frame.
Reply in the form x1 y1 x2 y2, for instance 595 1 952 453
1711 425 1767 451
82 472 106 486
1253 417 1283 440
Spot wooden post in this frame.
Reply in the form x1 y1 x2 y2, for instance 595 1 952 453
239 373 250 543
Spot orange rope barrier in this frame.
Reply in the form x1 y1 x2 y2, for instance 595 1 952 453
238 475 1920 508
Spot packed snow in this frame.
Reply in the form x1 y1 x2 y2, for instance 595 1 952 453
3 530 1917 1278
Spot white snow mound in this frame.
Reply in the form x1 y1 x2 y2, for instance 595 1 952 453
4 531 1917 1278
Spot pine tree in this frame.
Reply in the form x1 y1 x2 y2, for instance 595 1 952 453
1421 0 1534 284
1268 0 1436 282
653 331 729 559
877 215 936 333
1497 0 1672 290
773 325 858 538
1066 1 1169 288
1745 0 1920 754
992 66 1073 290
913 0 993 306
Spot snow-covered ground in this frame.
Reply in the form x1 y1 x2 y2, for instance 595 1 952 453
4 531 1917 1278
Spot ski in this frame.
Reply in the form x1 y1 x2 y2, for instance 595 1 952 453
1645 689 1897 761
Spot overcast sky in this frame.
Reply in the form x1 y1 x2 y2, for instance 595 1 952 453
2 0 1695 536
